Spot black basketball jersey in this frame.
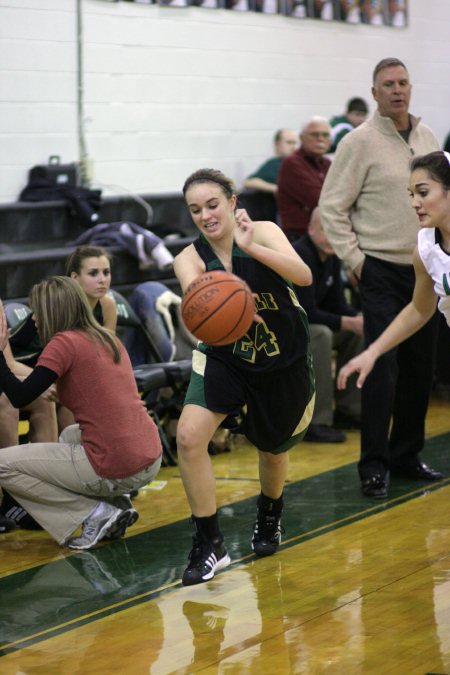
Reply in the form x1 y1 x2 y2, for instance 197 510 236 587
93 300 104 325
193 234 310 373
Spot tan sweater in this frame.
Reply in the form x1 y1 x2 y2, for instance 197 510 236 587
319 110 439 271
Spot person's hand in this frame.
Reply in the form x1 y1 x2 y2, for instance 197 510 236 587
0 302 10 352
337 349 377 390
353 260 364 281
234 208 255 251
40 384 58 403
341 313 364 336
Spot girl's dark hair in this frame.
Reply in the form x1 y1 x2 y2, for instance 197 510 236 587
182 168 236 199
410 151 450 190
65 246 112 276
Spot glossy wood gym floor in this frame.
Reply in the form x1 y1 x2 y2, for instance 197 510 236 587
1 394 450 675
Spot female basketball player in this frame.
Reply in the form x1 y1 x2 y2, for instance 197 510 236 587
9 247 117 371
66 246 117 332
338 151 450 390
52 247 117 431
174 168 314 586
0 277 162 549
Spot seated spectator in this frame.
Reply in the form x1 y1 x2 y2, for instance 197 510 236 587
277 117 331 243
66 246 117 332
293 208 364 443
0 334 58 531
311 0 333 19
0 277 162 549
338 0 361 23
244 128 298 195
0 339 57 448
386 0 407 26
360 0 384 24
284 0 307 17
329 97 369 153
9 246 118 434
61 246 118 431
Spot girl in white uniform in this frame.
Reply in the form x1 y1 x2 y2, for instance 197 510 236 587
338 150 450 389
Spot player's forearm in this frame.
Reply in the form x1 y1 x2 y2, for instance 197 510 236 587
244 178 277 194
367 303 433 360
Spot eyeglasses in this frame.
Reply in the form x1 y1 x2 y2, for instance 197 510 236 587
306 132 330 138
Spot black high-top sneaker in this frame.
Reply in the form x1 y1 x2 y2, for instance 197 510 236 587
252 497 284 557
182 531 231 586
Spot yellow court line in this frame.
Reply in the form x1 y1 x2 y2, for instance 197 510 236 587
282 478 450 547
1 578 182 652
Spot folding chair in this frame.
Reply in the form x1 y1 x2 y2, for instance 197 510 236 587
109 287 194 466
4 302 40 366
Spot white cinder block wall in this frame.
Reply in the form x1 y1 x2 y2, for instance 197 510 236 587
0 0 449 203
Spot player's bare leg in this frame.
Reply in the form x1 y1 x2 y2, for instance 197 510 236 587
252 450 288 557
177 404 230 585
176 403 225 516
258 450 288 499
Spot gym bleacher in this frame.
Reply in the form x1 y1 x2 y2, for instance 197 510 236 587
0 189 270 303
0 192 197 302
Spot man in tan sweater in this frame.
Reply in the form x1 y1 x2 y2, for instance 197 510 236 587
319 57 442 499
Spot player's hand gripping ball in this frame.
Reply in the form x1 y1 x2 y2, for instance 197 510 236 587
181 270 255 346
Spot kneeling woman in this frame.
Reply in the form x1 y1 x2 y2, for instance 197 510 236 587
0 277 162 549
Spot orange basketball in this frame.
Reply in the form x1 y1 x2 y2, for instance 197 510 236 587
181 270 255 346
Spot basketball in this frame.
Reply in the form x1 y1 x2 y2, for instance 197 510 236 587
181 270 255 346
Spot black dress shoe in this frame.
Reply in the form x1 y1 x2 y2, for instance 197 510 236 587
333 410 361 430
361 474 388 499
304 424 346 443
391 462 444 482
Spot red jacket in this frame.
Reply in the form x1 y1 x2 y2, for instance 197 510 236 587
277 147 331 238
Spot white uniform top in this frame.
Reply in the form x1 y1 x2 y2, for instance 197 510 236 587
417 227 450 326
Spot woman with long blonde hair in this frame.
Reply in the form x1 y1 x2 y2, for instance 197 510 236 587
0 276 161 549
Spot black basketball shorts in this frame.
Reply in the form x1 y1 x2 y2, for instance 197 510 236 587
184 349 315 454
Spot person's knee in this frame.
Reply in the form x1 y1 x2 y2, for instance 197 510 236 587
259 450 287 470
310 324 333 349
57 405 76 435
176 418 211 459
26 399 57 443
176 405 224 459
177 420 198 456
0 396 19 448
0 449 15 479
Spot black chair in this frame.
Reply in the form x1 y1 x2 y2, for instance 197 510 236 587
4 302 41 366
237 189 278 223
109 288 193 466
